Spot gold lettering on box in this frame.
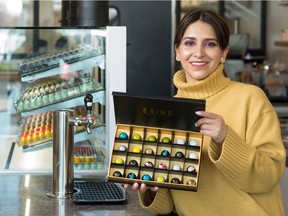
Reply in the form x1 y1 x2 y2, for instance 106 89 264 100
143 108 174 117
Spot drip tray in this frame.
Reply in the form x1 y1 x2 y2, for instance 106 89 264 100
72 180 127 204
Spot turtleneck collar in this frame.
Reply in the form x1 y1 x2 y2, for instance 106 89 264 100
173 63 231 99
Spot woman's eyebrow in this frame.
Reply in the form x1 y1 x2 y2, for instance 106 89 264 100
182 36 218 41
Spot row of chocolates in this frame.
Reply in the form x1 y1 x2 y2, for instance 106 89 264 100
15 76 100 112
17 45 101 76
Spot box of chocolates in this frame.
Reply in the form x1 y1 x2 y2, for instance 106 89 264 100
107 92 206 191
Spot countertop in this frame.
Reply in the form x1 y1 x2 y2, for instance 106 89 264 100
0 174 163 216
0 168 287 216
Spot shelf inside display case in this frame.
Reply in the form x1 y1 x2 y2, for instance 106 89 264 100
21 55 105 82
19 89 105 117
21 125 105 153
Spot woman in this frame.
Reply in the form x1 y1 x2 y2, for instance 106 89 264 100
126 8 286 216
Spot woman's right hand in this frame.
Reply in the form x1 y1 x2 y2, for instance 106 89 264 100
124 182 158 193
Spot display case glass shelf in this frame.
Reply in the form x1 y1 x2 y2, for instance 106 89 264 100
0 26 126 175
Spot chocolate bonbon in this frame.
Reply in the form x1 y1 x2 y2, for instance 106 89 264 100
132 146 141 153
175 151 185 158
161 150 170 157
132 133 141 140
176 138 185 145
171 177 181 184
113 171 122 177
129 159 138 166
145 148 154 155
187 165 196 173
119 132 128 139
115 157 124 164
188 152 197 159
187 179 197 185
189 139 198 146
145 161 154 168
158 163 167 169
127 172 137 179
156 176 165 182
172 164 181 171
161 137 170 143
147 135 157 142
118 145 127 151
141 174 152 181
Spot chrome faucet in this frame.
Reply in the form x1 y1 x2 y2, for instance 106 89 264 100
70 94 94 134
47 94 95 199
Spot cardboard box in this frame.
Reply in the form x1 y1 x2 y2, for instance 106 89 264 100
108 92 206 191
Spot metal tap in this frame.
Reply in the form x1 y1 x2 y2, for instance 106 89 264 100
70 93 95 134
47 94 95 199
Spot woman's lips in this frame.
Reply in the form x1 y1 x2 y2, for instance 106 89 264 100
190 61 208 68
190 61 207 65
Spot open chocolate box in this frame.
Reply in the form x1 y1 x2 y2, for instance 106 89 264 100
107 92 206 191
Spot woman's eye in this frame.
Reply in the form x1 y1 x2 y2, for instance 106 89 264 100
184 41 195 46
205 42 217 47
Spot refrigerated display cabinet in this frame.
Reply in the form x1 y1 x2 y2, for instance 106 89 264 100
0 26 126 175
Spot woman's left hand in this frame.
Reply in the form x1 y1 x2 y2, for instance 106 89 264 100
195 111 228 144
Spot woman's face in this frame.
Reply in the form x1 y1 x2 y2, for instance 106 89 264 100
175 20 229 83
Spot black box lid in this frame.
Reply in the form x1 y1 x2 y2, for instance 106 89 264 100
112 92 206 132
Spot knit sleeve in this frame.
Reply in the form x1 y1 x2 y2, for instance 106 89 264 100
138 188 174 214
208 110 286 193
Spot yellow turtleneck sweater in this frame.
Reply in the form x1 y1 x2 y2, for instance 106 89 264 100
138 64 286 216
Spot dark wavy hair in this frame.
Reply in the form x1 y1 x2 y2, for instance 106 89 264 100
174 8 230 51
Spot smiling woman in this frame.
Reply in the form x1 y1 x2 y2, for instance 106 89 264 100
127 8 286 216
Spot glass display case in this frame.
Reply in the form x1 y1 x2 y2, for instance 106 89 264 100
0 26 126 175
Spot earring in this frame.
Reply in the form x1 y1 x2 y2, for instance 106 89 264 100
176 56 180 61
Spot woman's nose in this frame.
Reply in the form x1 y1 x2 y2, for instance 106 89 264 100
193 45 204 58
